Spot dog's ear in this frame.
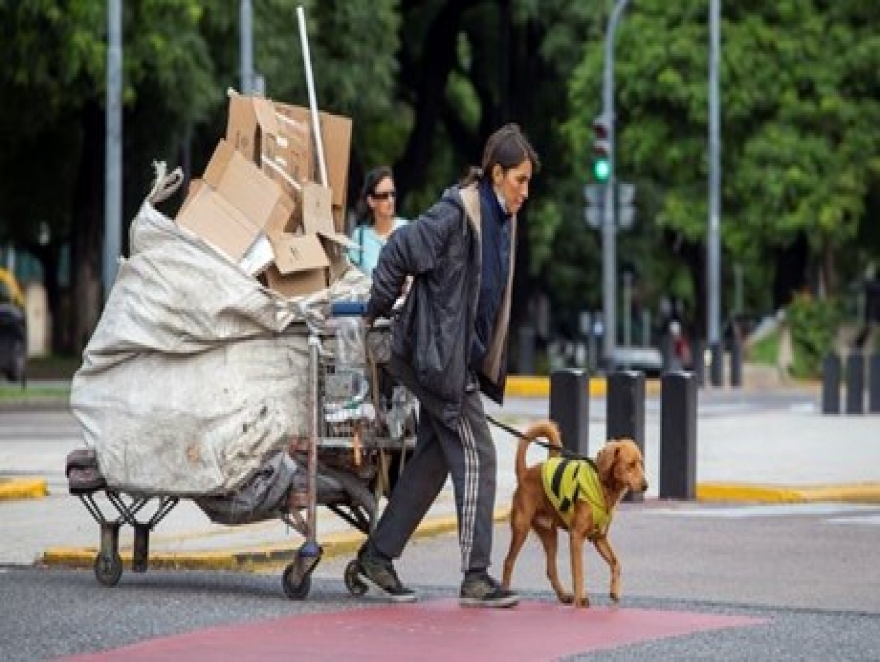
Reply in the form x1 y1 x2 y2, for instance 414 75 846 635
596 440 620 479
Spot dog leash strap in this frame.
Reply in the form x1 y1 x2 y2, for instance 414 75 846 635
486 414 586 460
485 414 525 440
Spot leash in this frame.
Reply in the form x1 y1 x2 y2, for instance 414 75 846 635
486 414 594 463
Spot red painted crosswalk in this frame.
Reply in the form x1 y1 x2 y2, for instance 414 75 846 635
64 600 764 661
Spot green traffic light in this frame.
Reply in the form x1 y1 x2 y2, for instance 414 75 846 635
593 158 610 182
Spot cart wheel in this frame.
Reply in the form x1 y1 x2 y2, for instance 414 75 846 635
94 552 123 587
282 562 312 600
344 559 368 597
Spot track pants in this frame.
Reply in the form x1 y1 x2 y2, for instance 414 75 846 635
369 386 497 575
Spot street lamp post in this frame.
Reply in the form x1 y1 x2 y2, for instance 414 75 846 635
601 0 630 369
104 0 122 302
708 0 722 385
240 0 254 94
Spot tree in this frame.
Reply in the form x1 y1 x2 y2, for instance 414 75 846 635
565 0 880 337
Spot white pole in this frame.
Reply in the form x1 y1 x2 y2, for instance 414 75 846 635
296 6 328 187
104 0 122 301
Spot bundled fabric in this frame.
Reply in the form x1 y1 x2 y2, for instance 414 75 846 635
69 165 370 497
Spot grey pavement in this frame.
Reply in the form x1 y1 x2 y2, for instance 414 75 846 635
1 386 878 570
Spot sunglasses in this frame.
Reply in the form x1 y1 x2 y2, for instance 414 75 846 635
371 190 396 201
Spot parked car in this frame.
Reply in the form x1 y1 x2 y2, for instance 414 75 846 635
0 267 27 385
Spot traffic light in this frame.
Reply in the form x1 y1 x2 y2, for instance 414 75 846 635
592 114 611 183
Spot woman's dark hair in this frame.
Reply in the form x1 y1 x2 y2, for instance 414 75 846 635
461 123 541 187
355 165 394 226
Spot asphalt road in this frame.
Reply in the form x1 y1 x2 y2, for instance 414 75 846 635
2 500 878 661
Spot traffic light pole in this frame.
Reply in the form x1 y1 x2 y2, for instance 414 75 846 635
601 0 630 368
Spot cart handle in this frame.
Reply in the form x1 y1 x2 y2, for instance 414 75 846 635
329 301 368 318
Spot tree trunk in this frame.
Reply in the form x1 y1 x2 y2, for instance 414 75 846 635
69 100 105 353
821 237 836 297
397 0 475 201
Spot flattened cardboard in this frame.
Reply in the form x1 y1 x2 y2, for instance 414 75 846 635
266 233 330 298
175 140 294 269
300 182 357 249
177 185 261 262
226 95 309 230
274 103 352 231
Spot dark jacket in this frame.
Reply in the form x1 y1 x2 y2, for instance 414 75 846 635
366 182 516 427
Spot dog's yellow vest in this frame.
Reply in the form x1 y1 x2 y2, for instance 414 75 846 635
541 458 611 539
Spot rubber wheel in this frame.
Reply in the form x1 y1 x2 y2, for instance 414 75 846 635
344 559 368 597
282 562 312 600
94 552 123 587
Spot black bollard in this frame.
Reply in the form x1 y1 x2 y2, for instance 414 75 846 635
822 353 841 415
691 338 705 388
870 353 880 414
607 370 646 502
729 336 743 388
659 371 697 500
845 352 865 415
549 368 590 458
709 342 724 387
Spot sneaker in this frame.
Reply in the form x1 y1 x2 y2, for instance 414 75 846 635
357 545 417 603
459 573 519 608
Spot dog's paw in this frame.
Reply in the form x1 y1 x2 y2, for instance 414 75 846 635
610 591 620 603
557 592 574 605
573 596 591 608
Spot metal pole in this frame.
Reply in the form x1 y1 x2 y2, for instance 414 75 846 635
297 6 329 187
103 0 122 302
708 0 722 385
622 271 632 349
240 0 253 94
602 0 630 369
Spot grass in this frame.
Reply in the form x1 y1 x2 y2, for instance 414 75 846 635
746 329 780 366
0 382 70 403
0 355 76 404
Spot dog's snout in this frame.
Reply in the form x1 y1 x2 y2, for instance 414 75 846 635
640 479 649 492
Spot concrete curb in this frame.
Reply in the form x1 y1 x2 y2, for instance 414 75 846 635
0 478 48 501
698 482 880 504
505 376 661 398
40 508 514 573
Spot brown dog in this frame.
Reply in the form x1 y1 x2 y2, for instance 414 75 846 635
501 420 648 607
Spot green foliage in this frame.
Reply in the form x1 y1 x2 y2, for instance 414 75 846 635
746 329 780 367
564 0 880 316
785 293 842 378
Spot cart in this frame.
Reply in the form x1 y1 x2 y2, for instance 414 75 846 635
66 303 416 600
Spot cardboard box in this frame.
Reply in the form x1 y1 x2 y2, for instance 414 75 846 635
176 140 294 270
226 95 311 210
266 232 330 298
226 94 352 233
275 103 352 232
300 182 358 282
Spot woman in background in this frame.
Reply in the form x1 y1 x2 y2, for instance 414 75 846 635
348 166 408 277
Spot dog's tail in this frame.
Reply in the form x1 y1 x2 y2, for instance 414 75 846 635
515 420 562 483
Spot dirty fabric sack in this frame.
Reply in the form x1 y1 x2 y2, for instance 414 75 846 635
69 168 309 496
195 451 298 525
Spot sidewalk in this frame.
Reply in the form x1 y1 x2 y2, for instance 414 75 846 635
2 379 879 573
